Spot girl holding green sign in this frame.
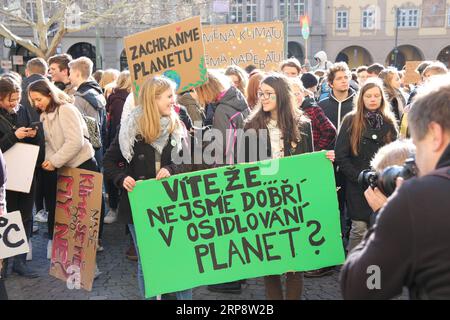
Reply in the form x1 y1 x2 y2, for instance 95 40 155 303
104 76 192 300
242 73 334 300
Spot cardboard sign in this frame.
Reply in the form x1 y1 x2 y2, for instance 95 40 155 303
129 151 345 298
49 167 103 291
124 16 207 98
202 21 284 71
4 143 39 193
404 61 422 85
0 60 12 70
12 55 23 66
0 211 30 259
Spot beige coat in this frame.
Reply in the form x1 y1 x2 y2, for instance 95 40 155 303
40 104 94 168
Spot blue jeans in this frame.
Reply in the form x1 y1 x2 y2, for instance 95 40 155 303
128 224 192 300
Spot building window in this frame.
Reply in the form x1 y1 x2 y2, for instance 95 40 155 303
26 0 37 22
336 10 348 30
230 0 244 23
448 7 450 27
246 0 257 22
397 8 419 28
280 0 306 22
362 9 375 29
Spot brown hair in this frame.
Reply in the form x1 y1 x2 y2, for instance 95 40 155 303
423 62 448 77
409 74 450 140
280 58 301 74
0 76 21 101
367 63 385 76
225 65 248 97
28 78 74 113
347 79 397 155
356 66 368 74
48 53 72 72
246 71 264 109
194 70 230 106
245 73 306 144
378 67 400 99
26 57 48 75
327 62 351 85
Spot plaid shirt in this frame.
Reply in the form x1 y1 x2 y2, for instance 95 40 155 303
301 97 337 150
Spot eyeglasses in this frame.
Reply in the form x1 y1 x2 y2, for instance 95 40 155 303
257 91 276 100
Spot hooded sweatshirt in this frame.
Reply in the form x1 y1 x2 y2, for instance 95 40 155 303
313 51 333 71
211 86 250 165
319 88 356 134
74 80 106 124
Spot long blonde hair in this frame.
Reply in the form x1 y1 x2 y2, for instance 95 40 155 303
137 76 179 144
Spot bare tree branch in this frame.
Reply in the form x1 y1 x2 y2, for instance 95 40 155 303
0 23 45 57
0 7 36 27
35 0 49 51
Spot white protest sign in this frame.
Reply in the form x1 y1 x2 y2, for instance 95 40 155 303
4 143 39 193
0 211 30 259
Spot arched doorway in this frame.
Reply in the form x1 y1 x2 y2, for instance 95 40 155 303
385 45 424 70
120 50 128 71
288 41 304 63
437 46 450 68
13 45 37 75
335 46 373 69
67 42 97 70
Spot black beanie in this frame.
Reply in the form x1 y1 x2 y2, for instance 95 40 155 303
301 72 319 89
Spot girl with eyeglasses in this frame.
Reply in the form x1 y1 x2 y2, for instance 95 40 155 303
242 73 334 299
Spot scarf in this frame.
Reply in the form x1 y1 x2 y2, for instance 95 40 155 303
119 106 184 163
365 110 384 130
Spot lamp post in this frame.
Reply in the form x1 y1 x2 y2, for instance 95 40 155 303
284 0 289 58
393 7 400 68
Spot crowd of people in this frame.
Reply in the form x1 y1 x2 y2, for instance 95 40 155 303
0 49 449 300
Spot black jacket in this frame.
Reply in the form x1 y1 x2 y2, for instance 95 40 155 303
319 88 356 134
0 106 44 167
335 113 398 222
103 129 183 225
341 143 450 300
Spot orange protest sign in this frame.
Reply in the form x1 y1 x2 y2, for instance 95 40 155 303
202 21 284 71
49 167 103 291
404 61 422 85
124 16 207 97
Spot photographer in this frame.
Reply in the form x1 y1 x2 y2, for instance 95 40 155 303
362 139 416 223
340 76 450 300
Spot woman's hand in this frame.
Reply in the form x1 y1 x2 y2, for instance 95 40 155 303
325 150 335 162
42 160 56 171
156 168 171 180
15 127 29 139
123 176 136 192
26 128 37 138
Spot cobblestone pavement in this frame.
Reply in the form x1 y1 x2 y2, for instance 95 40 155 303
3 221 405 300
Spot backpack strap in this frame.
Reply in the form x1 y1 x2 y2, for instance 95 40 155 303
225 111 242 164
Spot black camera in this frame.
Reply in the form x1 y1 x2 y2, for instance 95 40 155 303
358 158 418 197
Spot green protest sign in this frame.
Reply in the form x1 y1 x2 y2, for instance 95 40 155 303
129 151 345 298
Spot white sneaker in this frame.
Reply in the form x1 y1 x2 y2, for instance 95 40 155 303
47 240 52 260
94 265 102 280
35 209 48 223
103 209 118 224
26 239 32 261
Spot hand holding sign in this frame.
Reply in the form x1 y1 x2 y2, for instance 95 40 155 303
123 176 136 192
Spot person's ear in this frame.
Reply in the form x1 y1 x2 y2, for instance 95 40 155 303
429 122 446 152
